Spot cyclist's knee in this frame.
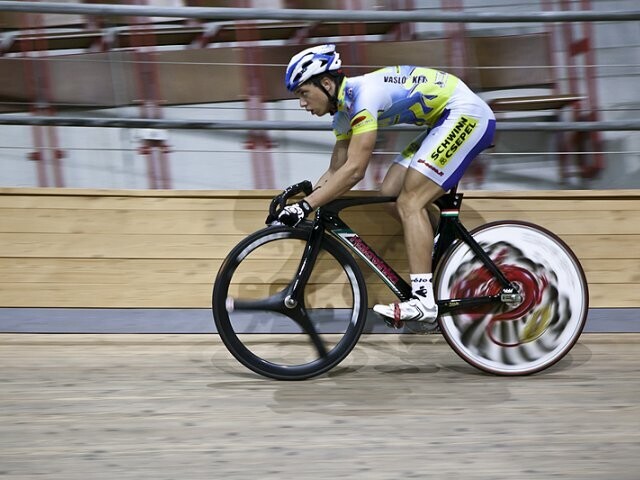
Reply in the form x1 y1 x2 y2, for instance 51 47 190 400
396 191 424 220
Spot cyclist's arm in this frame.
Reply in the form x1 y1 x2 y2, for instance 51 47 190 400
305 130 377 209
314 139 349 190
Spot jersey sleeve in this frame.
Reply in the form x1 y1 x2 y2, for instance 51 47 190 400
333 75 389 138
349 109 377 135
332 111 352 140
333 108 377 139
348 80 386 136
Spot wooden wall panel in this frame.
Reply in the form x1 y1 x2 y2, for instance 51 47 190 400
1 188 638 310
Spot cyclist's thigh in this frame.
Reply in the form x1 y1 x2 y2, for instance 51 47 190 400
391 129 430 169
380 163 408 197
409 113 496 191
383 129 429 197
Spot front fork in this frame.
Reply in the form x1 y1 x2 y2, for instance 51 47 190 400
287 219 326 306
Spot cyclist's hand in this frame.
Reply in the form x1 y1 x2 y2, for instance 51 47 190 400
265 180 313 225
276 200 313 227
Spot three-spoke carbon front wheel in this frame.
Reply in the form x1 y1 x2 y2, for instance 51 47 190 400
434 221 589 375
212 225 368 380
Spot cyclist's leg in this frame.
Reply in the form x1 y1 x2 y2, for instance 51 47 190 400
396 171 444 274
379 163 406 197
381 129 429 196
374 112 496 323
380 166 441 230
402 112 496 270
374 167 443 323
379 129 430 220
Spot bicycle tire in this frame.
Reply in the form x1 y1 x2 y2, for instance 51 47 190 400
212 225 368 380
434 221 588 375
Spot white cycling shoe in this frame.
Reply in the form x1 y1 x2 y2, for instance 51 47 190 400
373 297 438 325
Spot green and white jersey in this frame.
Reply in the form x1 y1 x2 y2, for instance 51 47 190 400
333 66 461 140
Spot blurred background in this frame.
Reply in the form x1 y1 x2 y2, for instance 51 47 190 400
0 0 638 191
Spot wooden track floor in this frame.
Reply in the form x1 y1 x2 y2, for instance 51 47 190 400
1 333 638 479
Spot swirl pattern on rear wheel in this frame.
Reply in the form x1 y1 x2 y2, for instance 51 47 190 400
434 221 588 375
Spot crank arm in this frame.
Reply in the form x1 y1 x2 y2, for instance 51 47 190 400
437 295 502 315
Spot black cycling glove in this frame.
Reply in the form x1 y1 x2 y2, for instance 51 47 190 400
276 199 313 227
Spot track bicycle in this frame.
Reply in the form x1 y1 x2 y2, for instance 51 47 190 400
212 181 588 380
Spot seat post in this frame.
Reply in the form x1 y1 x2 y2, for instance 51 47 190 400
435 183 462 211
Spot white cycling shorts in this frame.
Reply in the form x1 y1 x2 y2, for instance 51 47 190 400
393 82 496 191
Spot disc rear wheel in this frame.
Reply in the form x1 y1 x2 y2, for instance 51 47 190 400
434 221 588 375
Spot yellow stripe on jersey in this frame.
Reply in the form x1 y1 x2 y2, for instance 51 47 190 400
350 109 377 135
334 130 352 141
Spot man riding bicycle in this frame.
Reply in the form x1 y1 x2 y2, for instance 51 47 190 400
276 44 496 327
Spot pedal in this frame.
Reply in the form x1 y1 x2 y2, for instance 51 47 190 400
383 318 404 330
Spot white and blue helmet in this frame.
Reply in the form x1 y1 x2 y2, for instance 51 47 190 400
285 44 342 92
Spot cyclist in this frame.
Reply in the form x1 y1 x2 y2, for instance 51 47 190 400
277 44 496 326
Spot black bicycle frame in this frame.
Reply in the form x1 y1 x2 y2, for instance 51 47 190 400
286 188 515 316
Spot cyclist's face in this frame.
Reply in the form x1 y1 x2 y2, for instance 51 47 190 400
295 83 330 116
